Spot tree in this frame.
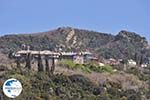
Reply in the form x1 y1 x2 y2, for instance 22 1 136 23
38 53 44 72
25 53 32 69
16 57 21 68
51 57 55 74
8 50 13 59
45 55 50 72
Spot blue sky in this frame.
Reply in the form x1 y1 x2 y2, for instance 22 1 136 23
0 0 150 41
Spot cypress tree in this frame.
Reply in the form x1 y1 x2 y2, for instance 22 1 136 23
45 55 50 72
16 57 21 68
25 53 31 69
38 53 44 71
51 57 55 74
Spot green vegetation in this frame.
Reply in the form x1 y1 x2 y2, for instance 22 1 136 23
58 60 92 73
59 60 77 69
0 67 147 100
85 63 113 73
126 66 150 81
58 60 113 73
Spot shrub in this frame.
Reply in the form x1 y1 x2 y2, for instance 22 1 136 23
59 60 76 69
101 65 113 73
58 60 92 73
59 59 114 73
85 63 113 73
80 65 92 73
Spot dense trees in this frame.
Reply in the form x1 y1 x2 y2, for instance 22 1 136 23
0 67 147 100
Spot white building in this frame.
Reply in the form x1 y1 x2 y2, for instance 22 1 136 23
128 59 137 67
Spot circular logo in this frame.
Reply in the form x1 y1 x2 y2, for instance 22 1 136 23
3 78 22 98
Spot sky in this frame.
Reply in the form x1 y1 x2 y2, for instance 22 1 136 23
0 0 150 42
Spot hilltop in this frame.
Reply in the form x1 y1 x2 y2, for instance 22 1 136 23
0 27 149 60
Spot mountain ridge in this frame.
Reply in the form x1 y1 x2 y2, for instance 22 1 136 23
0 27 149 60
